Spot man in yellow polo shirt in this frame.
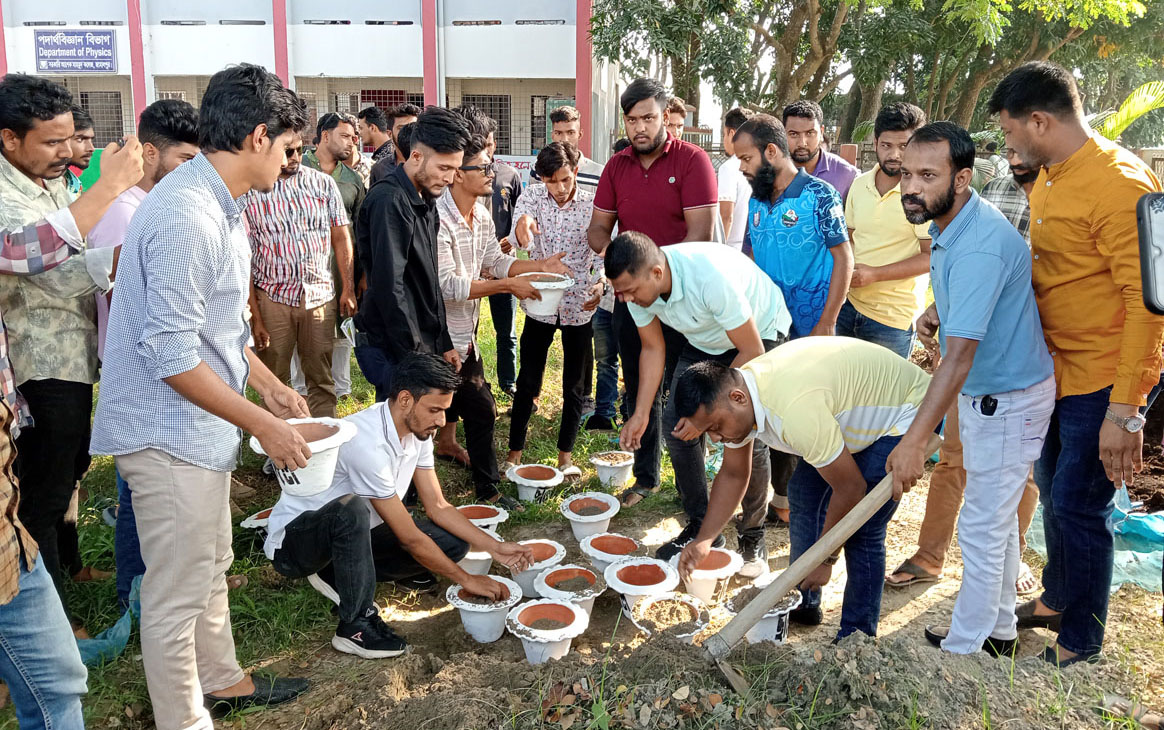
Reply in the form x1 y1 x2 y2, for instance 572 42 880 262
991 61 1164 665
838 102 930 359
673 337 932 640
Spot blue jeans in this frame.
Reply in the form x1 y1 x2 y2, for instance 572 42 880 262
835 300 915 359
788 434 901 640
0 556 87 729
488 293 517 389
114 468 146 610
592 307 619 419
354 343 397 403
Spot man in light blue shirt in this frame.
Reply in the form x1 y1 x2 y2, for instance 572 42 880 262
606 234 790 575
884 122 1054 659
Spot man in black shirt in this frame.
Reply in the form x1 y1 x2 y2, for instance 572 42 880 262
355 107 471 402
357 106 394 163
369 104 422 186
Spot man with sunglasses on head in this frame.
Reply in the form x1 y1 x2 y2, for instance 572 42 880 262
435 133 568 512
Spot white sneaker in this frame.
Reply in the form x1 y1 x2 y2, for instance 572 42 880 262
307 573 341 606
737 529 769 579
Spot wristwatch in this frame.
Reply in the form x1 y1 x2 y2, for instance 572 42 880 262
1105 407 1146 434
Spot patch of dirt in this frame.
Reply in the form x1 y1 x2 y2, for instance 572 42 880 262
460 592 500 605
731 585 801 613
529 618 568 630
572 505 605 517
1130 440 1164 513
552 576 593 592
641 599 698 635
593 451 633 465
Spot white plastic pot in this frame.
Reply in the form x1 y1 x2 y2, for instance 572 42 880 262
457 503 509 530
589 451 634 487
630 591 710 644
508 539 566 598
725 573 804 645
559 492 620 541
579 532 641 575
457 528 501 576
517 273 575 318
604 557 679 618
505 599 589 665
506 464 564 503
446 575 522 643
249 417 357 497
534 563 607 615
670 547 743 604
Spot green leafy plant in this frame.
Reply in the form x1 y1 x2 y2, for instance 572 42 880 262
1092 81 1164 141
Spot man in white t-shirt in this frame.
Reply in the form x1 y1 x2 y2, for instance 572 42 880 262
717 107 754 251
264 354 534 659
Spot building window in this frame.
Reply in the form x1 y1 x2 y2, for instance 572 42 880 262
334 93 360 114
360 90 407 110
530 95 550 153
462 94 511 155
156 91 186 101
78 91 124 146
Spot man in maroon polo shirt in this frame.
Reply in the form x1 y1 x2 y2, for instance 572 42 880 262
587 77 718 507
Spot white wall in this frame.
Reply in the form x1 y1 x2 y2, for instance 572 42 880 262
442 25 575 79
289 26 422 77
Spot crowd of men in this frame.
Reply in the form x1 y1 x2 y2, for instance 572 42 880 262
0 57 1158 730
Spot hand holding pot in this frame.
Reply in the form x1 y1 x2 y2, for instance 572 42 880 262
492 541 535 572
800 562 833 593
678 538 712 582
462 574 509 602
540 252 570 276
508 277 543 301
254 416 312 470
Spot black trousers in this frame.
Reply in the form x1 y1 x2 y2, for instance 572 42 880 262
14 379 93 607
444 349 501 499
509 317 593 453
272 494 469 623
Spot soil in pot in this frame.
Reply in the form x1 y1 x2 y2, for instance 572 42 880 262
574 505 604 516
293 422 338 444
529 618 568 630
524 274 565 284
593 451 632 465
570 498 608 517
642 600 698 635
461 592 502 605
552 576 594 592
733 586 801 612
517 465 556 481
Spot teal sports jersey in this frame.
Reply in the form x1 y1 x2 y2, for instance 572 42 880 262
744 169 848 337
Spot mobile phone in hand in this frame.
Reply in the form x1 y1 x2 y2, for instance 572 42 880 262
1139 193 1164 314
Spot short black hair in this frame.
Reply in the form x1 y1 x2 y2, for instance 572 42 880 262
987 61 1082 120
138 98 198 150
388 103 422 129
534 141 581 179
316 111 357 139
454 104 499 137
782 100 823 127
71 105 93 132
605 231 663 280
412 107 470 155
396 122 416 159
462 133 489 162
549 105 580 125
723 107 754 132
674 361 737 419
908 121 976 173
0 74 74 137
985 140 998 152
198 63 308 153
357 105 388 131
620 78 668 116
388 352 461 401
735 113 789 157
612 137 631 153
874 102 925 139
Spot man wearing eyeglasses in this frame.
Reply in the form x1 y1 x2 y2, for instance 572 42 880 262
435 133 568 511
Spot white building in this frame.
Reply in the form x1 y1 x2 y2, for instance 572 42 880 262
0 0 620 160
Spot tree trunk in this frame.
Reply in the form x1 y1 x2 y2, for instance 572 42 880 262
838 83 863 144
950 71 992 127
857 79 887 124
905 61 917 104
924 50 942 119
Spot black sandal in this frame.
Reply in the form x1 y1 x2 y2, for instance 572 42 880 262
619 483 658 507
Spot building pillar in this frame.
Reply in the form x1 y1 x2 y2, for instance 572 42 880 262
574 0 593 158
422 0 438 107
127 0 149 119
272 0 290 86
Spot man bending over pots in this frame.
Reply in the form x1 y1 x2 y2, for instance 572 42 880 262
606 232 791 576
263 353 534 659
674 338 931 641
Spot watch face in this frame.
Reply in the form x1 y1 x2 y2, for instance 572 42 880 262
1127 415 1146 433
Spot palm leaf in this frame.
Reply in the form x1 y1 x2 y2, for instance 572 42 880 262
1096 81 1164 141
851 120 875 144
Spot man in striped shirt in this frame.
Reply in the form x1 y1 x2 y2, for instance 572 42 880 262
244 135 355 418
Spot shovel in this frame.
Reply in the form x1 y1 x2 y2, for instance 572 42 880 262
702 433 943 695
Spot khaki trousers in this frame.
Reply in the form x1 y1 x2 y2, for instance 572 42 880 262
913 404 1040 568
117 449 244 730
255 289 337 417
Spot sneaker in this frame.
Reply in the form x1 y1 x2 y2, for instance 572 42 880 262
585 415 617 432
737 529 769 579
307 573 340 606
332 609 408 659
654 522 726 561
389 571 439 594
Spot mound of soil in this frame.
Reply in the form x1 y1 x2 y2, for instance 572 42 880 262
641 599 699 635
593 451 633 465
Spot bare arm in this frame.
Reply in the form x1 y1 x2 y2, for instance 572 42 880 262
619 318 666 451
331 224 357 317
852 238 931 289
588 209 617 254
718 201 735 243
679 443 753 579
726 319 766 367
682 206 716 242
248 283 269 351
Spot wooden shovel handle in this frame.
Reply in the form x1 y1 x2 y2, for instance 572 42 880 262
704 432 942 659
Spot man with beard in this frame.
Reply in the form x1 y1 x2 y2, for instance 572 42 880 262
588 77 718 509
782 100 859 202
66 106 96 191
990 61 1163 666
885 122 1055 658
839 102 930 359
369 103 421 184
355 106 470 402
980 147 1037 241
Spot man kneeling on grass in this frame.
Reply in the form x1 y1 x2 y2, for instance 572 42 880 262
674 337 931 640
263 353 534 658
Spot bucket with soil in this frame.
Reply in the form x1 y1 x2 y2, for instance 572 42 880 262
559 492 620 541
604 556 680 618
457 528 501 576
516 272 575 318
630 591 710 643
579 532 641 574
726 574 803 645
508 539 566 598
504 598 589 664
248 417 357 497
456 503 509 530
506 463 564 503
533 564 607 615
445 575 523 643
589 450 634 487
670 546 743 604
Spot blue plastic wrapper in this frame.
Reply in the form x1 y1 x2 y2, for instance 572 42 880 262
77 574 141 667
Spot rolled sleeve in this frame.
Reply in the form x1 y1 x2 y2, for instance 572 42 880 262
83 246 115 293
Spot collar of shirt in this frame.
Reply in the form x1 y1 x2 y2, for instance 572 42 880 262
393 162 431 211
928 189 981 251
437 189 481 231
740 367 773 443
192 154 244 223
659 246 687 306
0 152 63 207
373 140 394 161
1044 136 1097 182
768 167 812 206
861 169 902 200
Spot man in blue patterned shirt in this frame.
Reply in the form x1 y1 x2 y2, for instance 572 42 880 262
92 65 313 730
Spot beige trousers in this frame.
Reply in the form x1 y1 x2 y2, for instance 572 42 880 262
255 289 337 417
117 449 244 730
